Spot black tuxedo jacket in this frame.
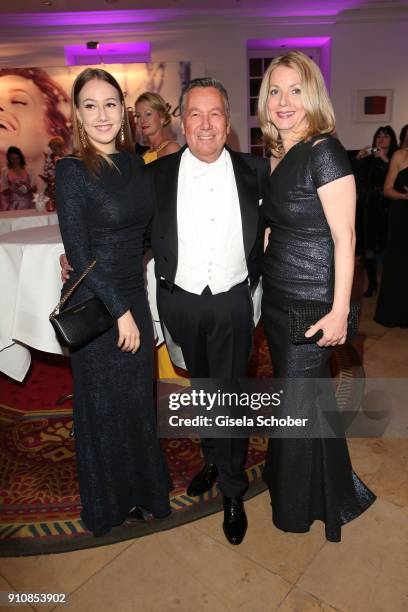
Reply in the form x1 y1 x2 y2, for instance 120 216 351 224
144 145 267 288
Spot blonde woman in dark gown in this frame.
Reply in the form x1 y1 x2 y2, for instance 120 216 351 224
134 92 183 381
257 51 375 541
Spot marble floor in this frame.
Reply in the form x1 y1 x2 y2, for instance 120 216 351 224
1 295 407 612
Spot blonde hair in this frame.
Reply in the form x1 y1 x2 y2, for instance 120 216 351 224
257 51 335 157
71 68 134 174
135 91 172 127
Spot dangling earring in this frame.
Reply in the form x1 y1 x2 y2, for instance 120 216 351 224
120 119 125 144
79 122 87 149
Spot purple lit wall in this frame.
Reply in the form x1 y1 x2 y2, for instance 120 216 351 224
247 37 332 90
0 3 369 29
1 10 177 28
64 42 151 66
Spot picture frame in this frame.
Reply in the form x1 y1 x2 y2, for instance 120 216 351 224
355 89 393 123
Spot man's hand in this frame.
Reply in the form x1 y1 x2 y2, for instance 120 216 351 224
60 253 73 283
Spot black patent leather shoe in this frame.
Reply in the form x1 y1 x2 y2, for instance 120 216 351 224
222 496 248 545
186 463 218 497
125 506 146 523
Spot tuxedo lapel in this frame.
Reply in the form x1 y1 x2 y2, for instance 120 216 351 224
154 147 185 258
228 148 259 259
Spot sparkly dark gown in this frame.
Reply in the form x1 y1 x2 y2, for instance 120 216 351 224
56 152 171 536
261 136 376 541
375 167 408 326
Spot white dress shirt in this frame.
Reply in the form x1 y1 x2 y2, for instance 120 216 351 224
174 148 248 295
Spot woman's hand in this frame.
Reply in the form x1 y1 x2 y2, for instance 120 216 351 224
356 147 370 160
305 310 348 347
59 253 73 283
264 227 271 252
373 148 389 163
117 310 140 353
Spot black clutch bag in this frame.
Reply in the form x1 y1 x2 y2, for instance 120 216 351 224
288 300 360 345
50 260 114 348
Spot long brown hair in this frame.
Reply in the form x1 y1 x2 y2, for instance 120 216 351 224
257 51 335 157
71 68 134 174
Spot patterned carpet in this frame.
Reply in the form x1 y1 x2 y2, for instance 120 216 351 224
0 325 364 556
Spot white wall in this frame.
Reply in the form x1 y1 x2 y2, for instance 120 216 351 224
331 18 408 148
0 7 407 151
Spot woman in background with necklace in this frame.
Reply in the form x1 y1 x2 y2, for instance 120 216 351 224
135 92 183 380
135 92 180 162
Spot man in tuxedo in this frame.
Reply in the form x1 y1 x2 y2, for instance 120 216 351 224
146 78 266 545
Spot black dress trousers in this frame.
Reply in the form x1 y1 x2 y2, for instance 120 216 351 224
158 281 253 498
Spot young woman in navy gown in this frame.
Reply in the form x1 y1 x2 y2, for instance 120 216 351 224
56 68 171 536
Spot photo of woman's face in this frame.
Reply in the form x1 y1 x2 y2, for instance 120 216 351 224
0 74 52 161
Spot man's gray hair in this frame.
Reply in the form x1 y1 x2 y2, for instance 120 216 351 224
179 77 230 119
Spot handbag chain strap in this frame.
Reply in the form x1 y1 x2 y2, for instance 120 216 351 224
50 260 96 317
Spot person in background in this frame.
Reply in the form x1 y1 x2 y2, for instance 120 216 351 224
258 51 375 542
398 124 408 149
135 92 180 162
355 126 398 296
374 123 408 327
40 136 67 210
56 67 171 537
134 92 182 381
1 146 35 210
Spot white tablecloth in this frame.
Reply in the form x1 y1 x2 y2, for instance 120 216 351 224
0 209 58 236
0 224 161 382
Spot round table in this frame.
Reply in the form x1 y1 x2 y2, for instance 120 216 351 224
0 209 58 236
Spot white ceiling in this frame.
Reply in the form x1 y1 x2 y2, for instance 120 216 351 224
1 0 407 14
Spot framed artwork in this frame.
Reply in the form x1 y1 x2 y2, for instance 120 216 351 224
355 89 393 122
